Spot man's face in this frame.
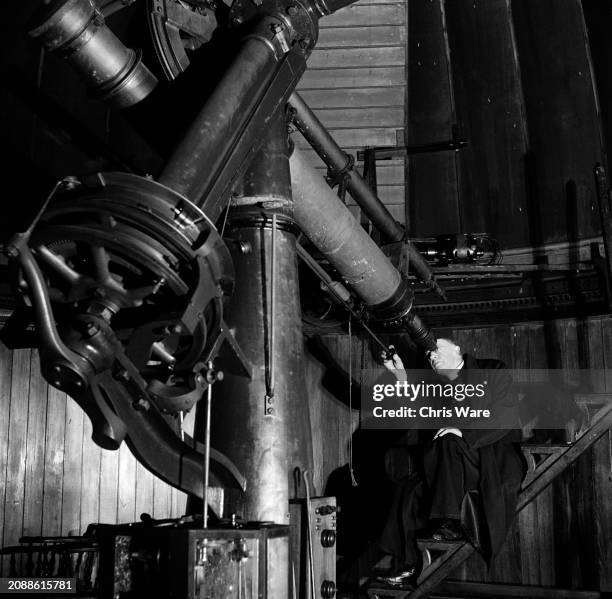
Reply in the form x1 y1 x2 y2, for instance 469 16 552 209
427 339 463 380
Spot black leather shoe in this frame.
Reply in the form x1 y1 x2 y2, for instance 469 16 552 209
431 518 464 541
375 565 416 587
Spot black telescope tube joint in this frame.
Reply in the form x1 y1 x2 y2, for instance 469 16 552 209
370 279 438 352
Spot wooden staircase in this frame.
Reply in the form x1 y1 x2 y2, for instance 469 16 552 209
366 395 612 599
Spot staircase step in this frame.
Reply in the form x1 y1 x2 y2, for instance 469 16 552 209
521 443 569 453
367 583 415 599
416 539 463 552
574 393 612 406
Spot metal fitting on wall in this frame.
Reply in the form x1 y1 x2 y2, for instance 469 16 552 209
29 0 158 109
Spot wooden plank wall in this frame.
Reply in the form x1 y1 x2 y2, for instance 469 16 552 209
0 349 187 575
511 0 605 246
295 0 408 224
307 314 612 591
406 0 460 235
406 0 607 248
0 325 610 588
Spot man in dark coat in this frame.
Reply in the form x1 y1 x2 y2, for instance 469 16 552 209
376 339 525 585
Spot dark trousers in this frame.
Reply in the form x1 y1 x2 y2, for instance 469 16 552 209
379 435 480 566
425 434 479 519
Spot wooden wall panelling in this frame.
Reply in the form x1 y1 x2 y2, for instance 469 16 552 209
595 316 612 591
494 326 514 367
527 324 555 586
98 443 119 525
300 66 405 90
453 328 475 357
308 47 406 70
317 25 406 48
444 0 529 247
135 461 155 521
327 335 352 495
304 337 345 495
297 0 407 224
584 316 606 393
308 108 404 129
22 352 48 539
294 129 400 153
552 460 579 589
80 419 101 533
304 349 326 495
318 3 405 28
562 319 581 400
541 317 565 371
2 349 31 574
511 324 542 585
42 386 66 536
490 325 522 584
566 449 599 589
153 469 172 520
299 88 405 109
553 319 581 588
552 319 601 588
592 432 612 592
406 0 461 236
511 0 605 244
519 484 555 586
471 328 503 581
170 487 188 520
60 397 84 536
337 335 351 469
4 349 32 571
0 343 13 575
117 444 137 524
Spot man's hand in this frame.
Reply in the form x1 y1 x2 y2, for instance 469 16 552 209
381 346 405 370
380 346 407 382
434 427 462 440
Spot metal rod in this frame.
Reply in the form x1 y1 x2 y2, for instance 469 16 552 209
296 244 389 353
288 92 445 299
289 91 404 242
270 213 277 397
356 138 468 161
203 368 213 528
302 470 317 599
296 244 348 299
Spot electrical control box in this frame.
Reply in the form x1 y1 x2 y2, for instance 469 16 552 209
290 497 337 599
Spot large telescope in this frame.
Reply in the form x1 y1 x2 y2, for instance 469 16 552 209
12 0 438 520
